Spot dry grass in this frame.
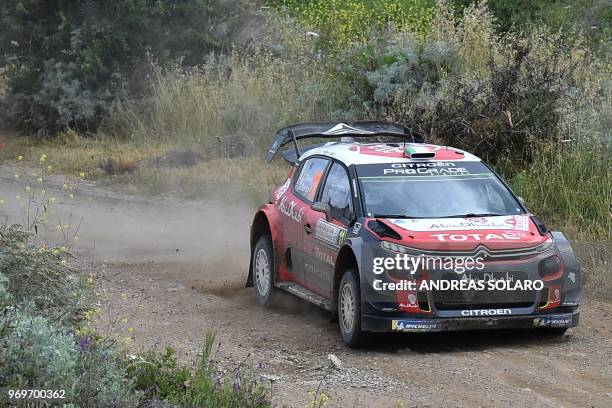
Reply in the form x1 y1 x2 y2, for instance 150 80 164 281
0 132 288 203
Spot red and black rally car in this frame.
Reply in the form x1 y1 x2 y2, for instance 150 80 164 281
247 122 580 346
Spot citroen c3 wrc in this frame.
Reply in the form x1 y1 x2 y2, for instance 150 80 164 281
247 122 580 347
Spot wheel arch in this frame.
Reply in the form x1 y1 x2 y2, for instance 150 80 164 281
247 207 279 287
332 244 360 310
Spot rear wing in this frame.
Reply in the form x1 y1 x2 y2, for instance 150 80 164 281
266 121 422 162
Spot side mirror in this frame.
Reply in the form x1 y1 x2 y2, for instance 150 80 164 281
311 202 332 222
517 196 525 206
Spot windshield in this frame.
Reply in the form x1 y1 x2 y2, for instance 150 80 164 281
356 161 523 218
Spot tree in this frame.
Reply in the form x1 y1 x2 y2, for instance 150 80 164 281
0 0 224 134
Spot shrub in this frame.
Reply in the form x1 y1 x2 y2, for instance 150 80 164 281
268 0 435 46
125 331 271 407
330 1 609 170
0 0 249 134
0 309 78 392
0 226 89 326
511 142 611 238
108 52 335 149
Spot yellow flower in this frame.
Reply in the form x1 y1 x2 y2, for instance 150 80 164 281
25 185 31 192
60 259 68 266
127 327 135 334
47 165 53 171
68 193 74 199
63 184 68 189
49 197 56 204
37 177 43 183
79 172 85 178
14 174 19 179
17 155 23 161
39 153 47 162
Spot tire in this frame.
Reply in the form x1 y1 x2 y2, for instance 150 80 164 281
338 269 368 347
252 235 276 306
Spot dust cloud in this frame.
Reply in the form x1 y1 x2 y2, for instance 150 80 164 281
0 174 257 293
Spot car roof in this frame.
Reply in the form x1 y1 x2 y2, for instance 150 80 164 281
298 142 481 166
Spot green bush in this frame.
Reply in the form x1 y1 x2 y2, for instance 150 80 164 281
268 0 435 46
511 142 611 238
0 0 235 134
329 2 609 170
0 309 78 392
125 331 271 407
0 226 89 326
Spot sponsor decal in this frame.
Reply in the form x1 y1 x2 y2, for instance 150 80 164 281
389 215 530 233
315 220 347 248
275 178 291 200
430 232 527 242
392 320 439 331
568 271 576 284
358 161 492 178
384 163 469 176
314 246 334 266
461 308 512 316
279 196 305 223
533 316 572 328
305 263 331 282
352 222 362 234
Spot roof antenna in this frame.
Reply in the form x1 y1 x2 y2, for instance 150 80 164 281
289 129 301 158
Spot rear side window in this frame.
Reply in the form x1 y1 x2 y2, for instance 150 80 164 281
294 157 328 201
320 163 353 222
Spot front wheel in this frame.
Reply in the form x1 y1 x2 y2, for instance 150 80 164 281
252 235 276 306
338 270 368 347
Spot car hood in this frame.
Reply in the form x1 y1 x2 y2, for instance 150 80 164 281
380 215 548 251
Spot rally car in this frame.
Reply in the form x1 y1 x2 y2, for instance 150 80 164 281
247 122 580 346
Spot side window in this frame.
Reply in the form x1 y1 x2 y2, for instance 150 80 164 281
294 157 328 201
320 163 354 222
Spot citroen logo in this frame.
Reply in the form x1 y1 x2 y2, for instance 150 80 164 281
474 245 491 259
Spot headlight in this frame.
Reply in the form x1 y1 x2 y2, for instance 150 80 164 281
535 236 554 253
380 240 423 255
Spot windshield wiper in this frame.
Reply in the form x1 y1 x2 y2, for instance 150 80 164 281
438 212 506 218
370 214 427 219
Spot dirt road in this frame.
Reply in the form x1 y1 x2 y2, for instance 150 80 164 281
1 165 610 407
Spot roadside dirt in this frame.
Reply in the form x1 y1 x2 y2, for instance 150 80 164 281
1 160 611 407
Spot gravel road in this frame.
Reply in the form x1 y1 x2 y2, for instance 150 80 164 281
0 163 610 408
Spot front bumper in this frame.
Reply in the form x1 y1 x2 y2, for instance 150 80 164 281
362 309 579 332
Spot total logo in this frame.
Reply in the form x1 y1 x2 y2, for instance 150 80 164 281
431 232 525 242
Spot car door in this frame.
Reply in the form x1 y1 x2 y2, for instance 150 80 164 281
302 162 354 298
288 157 329 284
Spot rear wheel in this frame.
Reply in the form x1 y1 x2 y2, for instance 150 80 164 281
252 235 276 306
338 270 368 347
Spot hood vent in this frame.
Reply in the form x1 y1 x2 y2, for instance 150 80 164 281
368 220 402 240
